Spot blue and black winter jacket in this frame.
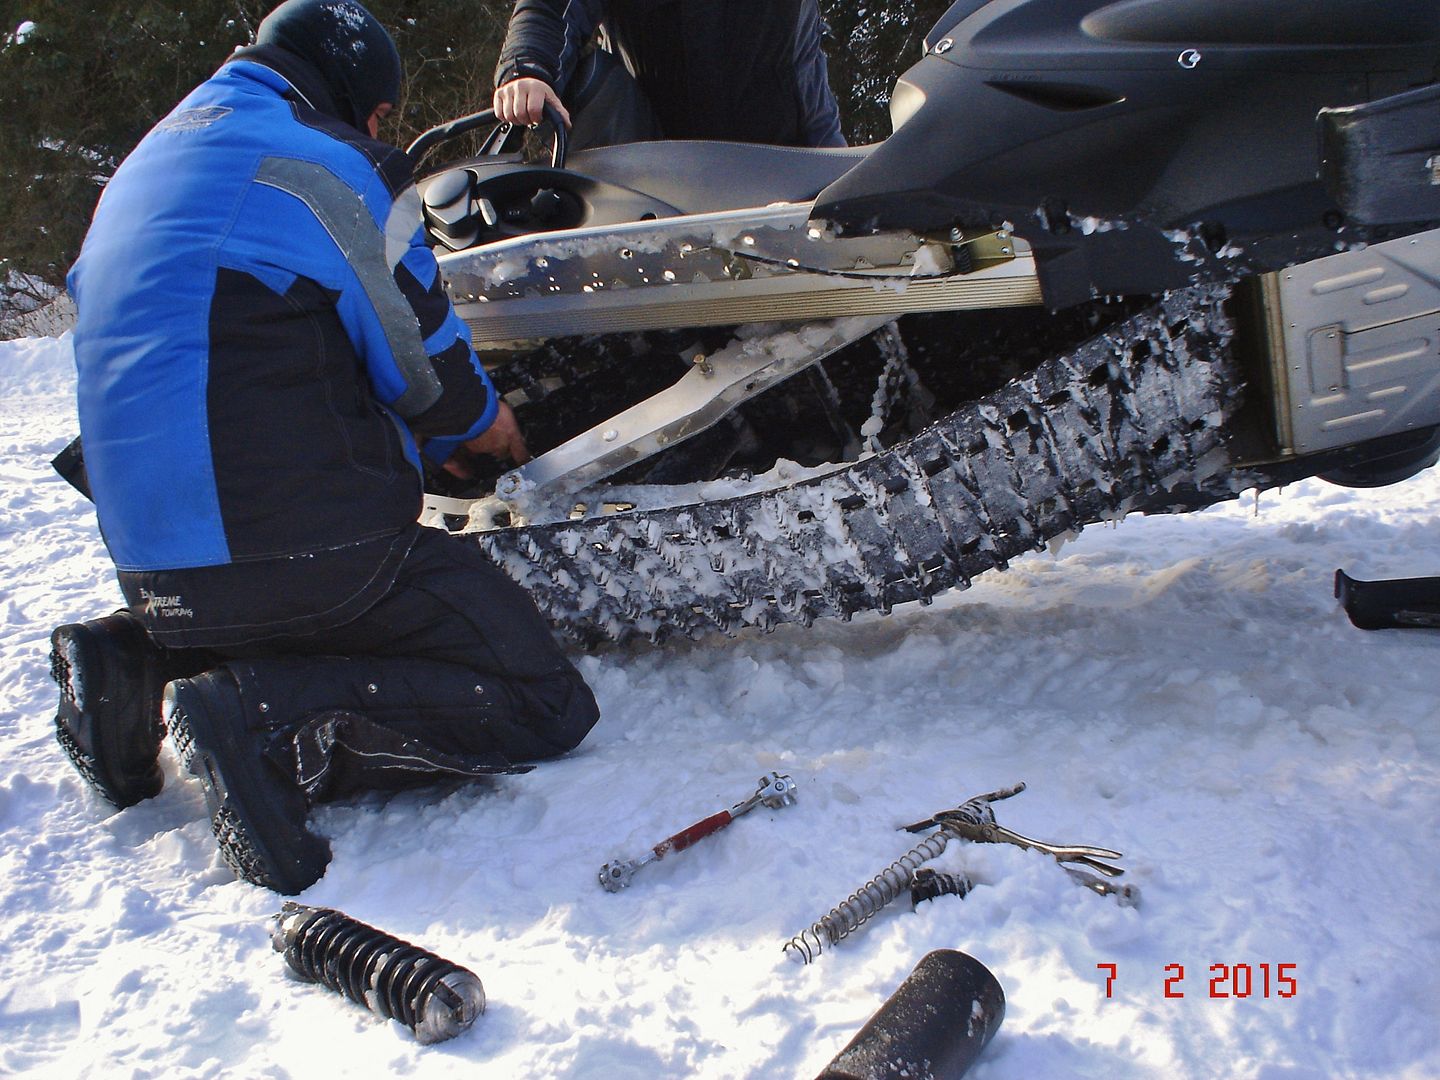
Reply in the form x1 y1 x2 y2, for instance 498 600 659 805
68 47 497 643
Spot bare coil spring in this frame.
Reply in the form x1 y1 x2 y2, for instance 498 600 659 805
274 904 484 1042
783 831 953 964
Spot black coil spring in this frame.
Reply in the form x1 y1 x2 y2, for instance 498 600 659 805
278 905 475 1035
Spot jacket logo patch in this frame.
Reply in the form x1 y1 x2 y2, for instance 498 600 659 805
140 588 194 619
157 106 233 134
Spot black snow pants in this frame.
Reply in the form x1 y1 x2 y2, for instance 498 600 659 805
183 526 599 799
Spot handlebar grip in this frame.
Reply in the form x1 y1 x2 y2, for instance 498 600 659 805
542 101 568 169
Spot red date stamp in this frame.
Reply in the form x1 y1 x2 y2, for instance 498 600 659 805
1097 963 1297 999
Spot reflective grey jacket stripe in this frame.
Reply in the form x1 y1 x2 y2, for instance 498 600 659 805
255 156 442 418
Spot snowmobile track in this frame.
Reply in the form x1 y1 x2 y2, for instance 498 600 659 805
473 287 1249 647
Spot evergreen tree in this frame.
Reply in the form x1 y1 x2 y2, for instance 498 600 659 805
1 3 261 297
0 1 506 303
824 0 955 144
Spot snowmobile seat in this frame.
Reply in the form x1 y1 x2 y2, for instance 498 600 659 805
421 140 876 251
564 140 876 216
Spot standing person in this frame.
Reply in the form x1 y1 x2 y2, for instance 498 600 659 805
54 0 599 895
492 0 846 148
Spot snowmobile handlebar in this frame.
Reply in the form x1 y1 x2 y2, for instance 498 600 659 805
407 103 569 176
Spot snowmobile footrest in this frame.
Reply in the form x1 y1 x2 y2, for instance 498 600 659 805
1334 569 1440 631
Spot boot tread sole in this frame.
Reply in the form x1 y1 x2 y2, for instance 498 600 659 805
167 682 329 895
50 624 163 808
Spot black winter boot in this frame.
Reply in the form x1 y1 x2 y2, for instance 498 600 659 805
165 669 331 895
50 611 173 808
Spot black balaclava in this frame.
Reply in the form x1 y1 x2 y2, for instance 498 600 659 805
255 0 401 131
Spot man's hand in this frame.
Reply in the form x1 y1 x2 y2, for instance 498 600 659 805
442 400 530 479
493 76 572 128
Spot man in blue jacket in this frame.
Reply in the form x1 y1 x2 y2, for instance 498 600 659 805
492 0 846 148
54 0 599 894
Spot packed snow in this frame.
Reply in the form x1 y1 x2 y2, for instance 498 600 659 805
1 332 1437 1078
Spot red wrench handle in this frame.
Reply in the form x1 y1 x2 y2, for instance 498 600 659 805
653 810 734 859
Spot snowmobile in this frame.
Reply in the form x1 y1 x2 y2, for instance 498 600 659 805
410 0 1440 647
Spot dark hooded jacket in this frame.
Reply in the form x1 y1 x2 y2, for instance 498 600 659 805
495 0 845 147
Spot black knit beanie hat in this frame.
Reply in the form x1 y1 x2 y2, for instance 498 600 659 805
256 0 402 130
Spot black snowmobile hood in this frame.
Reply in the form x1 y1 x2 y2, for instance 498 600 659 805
812 0 1440 305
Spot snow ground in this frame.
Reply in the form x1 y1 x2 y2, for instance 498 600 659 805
1 333 1437 1079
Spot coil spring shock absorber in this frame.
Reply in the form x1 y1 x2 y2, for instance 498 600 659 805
272 903 486 1044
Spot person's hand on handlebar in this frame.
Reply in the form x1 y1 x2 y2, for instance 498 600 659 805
493 77 572 129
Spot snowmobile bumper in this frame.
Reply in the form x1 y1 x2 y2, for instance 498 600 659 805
438 203 1040 352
